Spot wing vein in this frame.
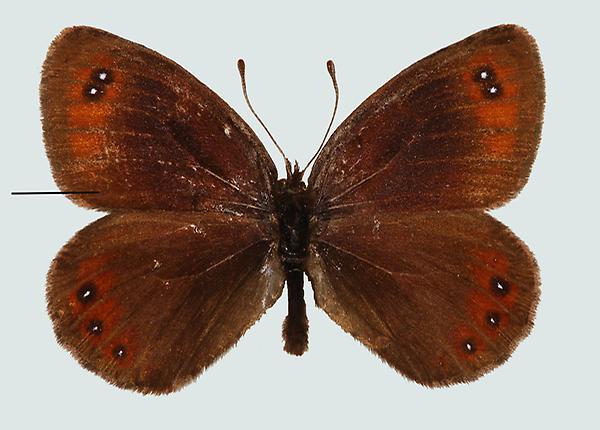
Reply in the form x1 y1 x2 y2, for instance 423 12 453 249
324 135 417 205
173 244 268 379
316 240 393 276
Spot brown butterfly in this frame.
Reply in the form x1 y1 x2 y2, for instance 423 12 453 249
40 24 544 394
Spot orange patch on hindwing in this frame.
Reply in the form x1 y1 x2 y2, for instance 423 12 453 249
470 248 519 309
466 290 510 338
80 298 122 345
68 255 116 314
70 253 133 357
452 324 485 363
105 330 136 367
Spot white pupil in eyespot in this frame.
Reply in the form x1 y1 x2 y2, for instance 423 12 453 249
89 87 98 95
98 72 107 80
480 71 488 79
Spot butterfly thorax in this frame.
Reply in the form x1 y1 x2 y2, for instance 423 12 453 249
274 168 311 272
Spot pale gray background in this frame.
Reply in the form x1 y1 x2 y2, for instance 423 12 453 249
2 0 598 428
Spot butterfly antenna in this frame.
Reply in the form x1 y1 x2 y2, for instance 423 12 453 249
301 60 339 175
237 59 291 174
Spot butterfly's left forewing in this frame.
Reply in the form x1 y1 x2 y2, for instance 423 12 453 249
309 25 544 215
48 211 284 394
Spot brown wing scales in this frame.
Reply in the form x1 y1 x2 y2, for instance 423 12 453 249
41 26 277 213
307 211 539 386
41 24 544 391
47 212 284 393
309 25 544 216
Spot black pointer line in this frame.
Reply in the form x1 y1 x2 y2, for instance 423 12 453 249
11 191 99 195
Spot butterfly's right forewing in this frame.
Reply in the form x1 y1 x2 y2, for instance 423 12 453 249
41 26 277 213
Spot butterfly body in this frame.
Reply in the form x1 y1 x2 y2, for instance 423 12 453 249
273 166 312 355
41 24 543 393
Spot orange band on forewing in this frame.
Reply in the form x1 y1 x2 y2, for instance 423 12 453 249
72 66 95 82
68 131 106 157
462 69 483 101
476 101 518 128
463 52 521 130
480 132 517 156
66 61 122 157
68 102 112 128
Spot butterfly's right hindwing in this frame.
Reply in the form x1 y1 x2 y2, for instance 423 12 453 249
47 211 284 394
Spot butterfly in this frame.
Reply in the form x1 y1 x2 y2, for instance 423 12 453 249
40 24 544 394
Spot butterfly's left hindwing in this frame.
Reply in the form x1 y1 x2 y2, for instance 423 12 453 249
41 26 277 213
47 212 284 394
307 211 539 386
